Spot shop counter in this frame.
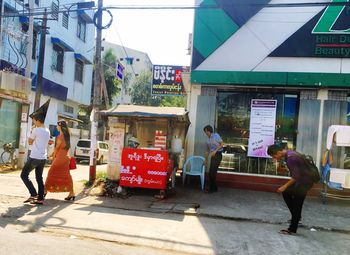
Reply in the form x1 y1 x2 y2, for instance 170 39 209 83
120 148 174 190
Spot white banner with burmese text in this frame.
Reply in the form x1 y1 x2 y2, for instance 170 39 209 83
248 99 277 158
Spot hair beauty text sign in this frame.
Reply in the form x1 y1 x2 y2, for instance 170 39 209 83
152 65 188 96
248 100 277 158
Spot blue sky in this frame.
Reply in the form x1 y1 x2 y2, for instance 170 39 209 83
102 0 195 66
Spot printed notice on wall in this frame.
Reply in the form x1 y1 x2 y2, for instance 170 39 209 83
109 126 125 164
107 124 125 181
247 99 277 158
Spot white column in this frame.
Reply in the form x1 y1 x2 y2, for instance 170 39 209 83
185 85 201 159
316 89 328 169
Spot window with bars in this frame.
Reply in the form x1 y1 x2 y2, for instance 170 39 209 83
52 44 64 73
64 105 74 114
77 18 86 42
51 1 59 20
75 59 84 83
328 90 347 101
62 12 69 29
300 90 317 100
125 57 134 65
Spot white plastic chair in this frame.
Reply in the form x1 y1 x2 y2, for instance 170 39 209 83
182 156 206 190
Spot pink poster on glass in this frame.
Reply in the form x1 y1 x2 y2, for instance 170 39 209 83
248 99 277 158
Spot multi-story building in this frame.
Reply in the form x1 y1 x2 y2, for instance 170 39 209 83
0 0 94 160
102 41 153 105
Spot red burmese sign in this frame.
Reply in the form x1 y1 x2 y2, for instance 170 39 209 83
120 148 170 189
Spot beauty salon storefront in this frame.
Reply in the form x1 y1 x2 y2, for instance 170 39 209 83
186 0 350 192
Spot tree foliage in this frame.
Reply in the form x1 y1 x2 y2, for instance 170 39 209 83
102 49 121 106
160 96 186 107
130 71 161 106
130 70 186 107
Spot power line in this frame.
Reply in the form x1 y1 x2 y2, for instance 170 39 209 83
112 26 137 77
4 1 350 18
105 2 350 9
1 5 98 18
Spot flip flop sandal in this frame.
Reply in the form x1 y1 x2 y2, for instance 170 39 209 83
23 196 37 203
30 200 44 205
279 229 294 235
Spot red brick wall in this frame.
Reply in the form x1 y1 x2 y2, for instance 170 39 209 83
186 172 350 197
215 172 324 196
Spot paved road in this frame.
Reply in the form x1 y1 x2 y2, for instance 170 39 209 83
1 192 350 255
0 226 185 255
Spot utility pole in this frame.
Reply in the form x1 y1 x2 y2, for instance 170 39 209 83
25 0 34 79
34 9 48 110
0 0 5 59
18 0 34 169
89 0 103 183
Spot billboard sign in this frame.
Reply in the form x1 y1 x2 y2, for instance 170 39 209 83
116 63 124 80
120 148 171 189
152 65 188 96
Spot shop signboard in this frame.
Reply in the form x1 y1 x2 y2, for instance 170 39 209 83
116 63 124 80
247 99 277 158
120 148 170 189
152 65 188 96
271 1 350 58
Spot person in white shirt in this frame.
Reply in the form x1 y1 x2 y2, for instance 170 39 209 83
21 113 50 205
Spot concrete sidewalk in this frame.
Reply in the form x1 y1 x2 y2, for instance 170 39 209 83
1 169 350 234
76 184 350 234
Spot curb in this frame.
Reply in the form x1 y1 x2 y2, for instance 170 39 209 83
61 197 350 235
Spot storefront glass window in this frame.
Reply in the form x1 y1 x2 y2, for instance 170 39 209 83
217 91 299 176
0 99 21 149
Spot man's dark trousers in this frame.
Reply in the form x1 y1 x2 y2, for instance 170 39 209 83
282 183 312 233
209 152 222 192
20 157 46 200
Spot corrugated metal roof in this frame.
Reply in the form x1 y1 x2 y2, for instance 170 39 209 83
100 104 188 118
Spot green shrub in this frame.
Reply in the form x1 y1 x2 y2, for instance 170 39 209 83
83 171 107 188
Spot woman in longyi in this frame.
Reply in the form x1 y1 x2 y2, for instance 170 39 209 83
45 120 75 201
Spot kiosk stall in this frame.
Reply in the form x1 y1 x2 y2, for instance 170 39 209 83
101 105 190 196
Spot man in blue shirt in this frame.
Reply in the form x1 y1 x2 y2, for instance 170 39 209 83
204 125 224 193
